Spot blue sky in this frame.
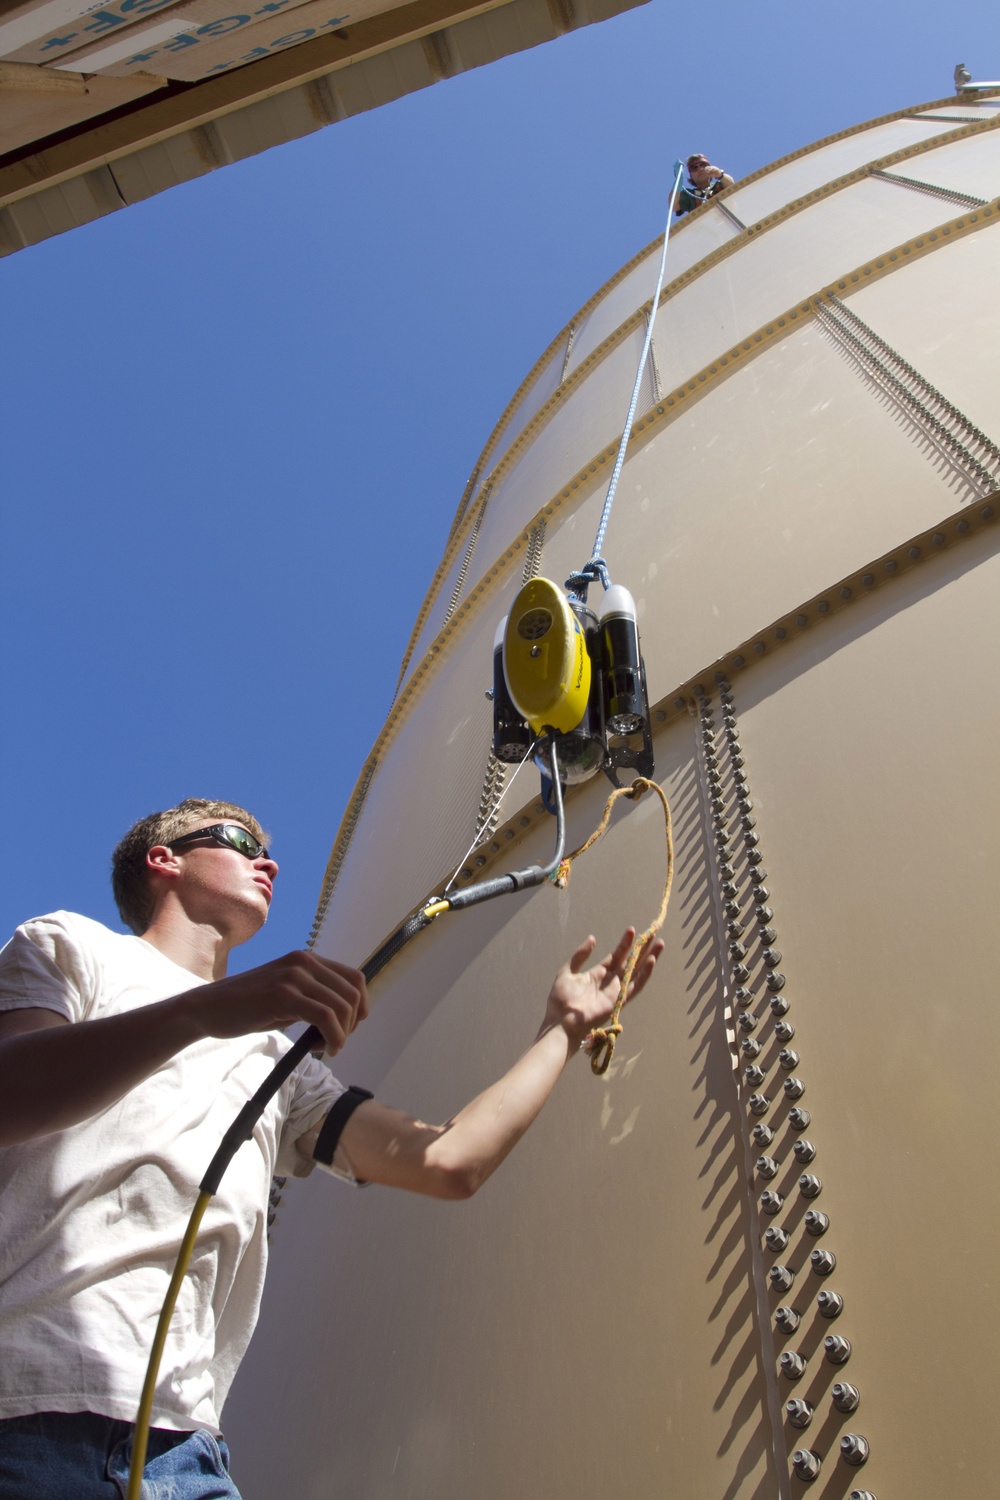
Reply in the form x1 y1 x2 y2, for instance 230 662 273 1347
2 0 996 966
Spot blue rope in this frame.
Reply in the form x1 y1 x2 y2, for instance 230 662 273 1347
586 158 685 581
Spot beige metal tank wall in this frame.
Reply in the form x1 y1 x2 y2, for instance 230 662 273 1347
723 114 975 223
649 180 982 382
229 99 1000 1498
227 725 787 1500
842 227 1000 437
686 523 1000 1497
564 205 741 375
236 520 1000 1500
491 339 568 469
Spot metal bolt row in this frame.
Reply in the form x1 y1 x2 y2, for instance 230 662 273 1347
700 684 873 1490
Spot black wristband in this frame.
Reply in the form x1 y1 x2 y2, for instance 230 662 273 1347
313 1085 374 1167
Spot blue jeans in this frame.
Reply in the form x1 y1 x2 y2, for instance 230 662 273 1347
0 1412 243 1500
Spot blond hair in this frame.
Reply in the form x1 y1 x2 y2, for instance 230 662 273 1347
111 798 268 934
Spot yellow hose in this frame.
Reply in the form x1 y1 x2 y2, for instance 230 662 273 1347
126 1190 211 1500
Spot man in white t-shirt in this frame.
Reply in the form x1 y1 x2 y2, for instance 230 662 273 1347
0 797 662 1499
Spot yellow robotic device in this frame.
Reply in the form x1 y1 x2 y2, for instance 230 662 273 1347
502 578 591 735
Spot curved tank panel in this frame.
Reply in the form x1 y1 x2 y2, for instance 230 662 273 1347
226 94 1000 1498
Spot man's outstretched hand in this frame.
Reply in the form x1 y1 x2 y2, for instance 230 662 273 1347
543 928 664 1047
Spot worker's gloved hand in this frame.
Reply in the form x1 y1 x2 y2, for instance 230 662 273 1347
542 929 663 1047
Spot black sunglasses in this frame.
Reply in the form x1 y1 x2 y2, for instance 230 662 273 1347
169 823 269 861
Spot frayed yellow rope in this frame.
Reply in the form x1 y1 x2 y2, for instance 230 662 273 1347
553 777 674 1075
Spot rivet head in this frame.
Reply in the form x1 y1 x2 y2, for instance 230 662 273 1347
780 1350 806 1379
832 1380 860 1412
804 1208 828 1235
791 1448 821 1481
786 1398 814 1429
840 1434 870 1467
810 1248 837 1276
774 1304 800 1333
818 1290 845 1320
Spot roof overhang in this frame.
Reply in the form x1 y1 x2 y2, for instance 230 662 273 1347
0 0 647 256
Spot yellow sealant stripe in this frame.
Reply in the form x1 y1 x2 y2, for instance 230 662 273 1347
315 200 1000 928
392 112 1000 687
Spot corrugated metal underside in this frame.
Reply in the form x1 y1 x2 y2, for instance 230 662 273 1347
0 0 646 256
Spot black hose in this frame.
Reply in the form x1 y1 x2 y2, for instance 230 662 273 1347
200 911 434 1194
200 742 566 1195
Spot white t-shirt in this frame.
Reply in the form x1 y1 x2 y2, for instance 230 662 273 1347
0 911 345 1434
